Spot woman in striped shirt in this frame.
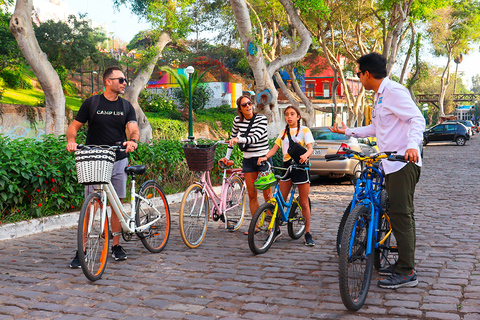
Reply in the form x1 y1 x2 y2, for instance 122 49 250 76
226 95 272 233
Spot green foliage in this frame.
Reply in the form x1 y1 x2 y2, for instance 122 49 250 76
139 90 178 113
34 15 106 71
148 117 187 140
0 134 84 223
160 65 211 105
195 104 237 134
171 85 213 111
0 9 24 72
472 74 480 94
0 66 33 89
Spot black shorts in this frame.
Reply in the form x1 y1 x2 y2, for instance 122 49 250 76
280 160 310 185
242 156 273 173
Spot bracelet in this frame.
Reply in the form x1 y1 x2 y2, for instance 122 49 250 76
129 139 138 143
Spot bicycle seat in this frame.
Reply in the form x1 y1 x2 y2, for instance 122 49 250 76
125 165 146 175
218 158 234 169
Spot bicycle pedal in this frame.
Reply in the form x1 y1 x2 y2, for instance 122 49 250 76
389 246 398 252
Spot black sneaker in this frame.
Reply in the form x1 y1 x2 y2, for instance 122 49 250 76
378 264 395 276
378 270 418 289
304 232 315 246
273 229 282 242
70 251 81 269
112 245 127 261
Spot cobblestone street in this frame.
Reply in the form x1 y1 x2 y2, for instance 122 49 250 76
0 137 479 319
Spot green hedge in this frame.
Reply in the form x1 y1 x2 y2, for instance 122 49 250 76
0 134 84 223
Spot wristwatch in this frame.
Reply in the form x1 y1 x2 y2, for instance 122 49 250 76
130 139 138 143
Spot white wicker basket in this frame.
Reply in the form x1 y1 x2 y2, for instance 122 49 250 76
75 148 116 185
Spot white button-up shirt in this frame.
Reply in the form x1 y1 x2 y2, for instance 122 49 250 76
345 78 426 174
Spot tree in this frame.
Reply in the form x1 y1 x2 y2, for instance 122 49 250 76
10 0 64 135
427 0 480 117
115 0 195 143
472 74 480 94
229 0 312 134
34 15 105 71
0 9 23 72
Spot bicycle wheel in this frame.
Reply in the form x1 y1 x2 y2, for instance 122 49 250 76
374 213 391 270
287 196 309 239
336 201 352 256
248 203 278 254
225 176 246 231
135 180 171 253
179 184 209 248
77 192 109 281
338 204 374 311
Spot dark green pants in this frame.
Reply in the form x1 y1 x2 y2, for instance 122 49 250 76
385 162 421 275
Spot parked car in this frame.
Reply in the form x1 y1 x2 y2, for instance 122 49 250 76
423 123 470 146
443 120 475 136
309 127 378 181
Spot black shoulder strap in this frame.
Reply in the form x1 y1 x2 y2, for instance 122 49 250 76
89 95 101 123
286 127 294 143
241 114 257 138
121 97 129 118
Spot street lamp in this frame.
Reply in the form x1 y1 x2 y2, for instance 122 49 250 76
91 71 97 94
422 103 429 126
186 65 195 139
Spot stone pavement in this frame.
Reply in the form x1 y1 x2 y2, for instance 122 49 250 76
0 137 480 319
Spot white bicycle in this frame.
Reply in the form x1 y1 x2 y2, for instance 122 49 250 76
75 144 171 281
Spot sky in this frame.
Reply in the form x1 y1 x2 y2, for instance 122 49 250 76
63 0 480 90
64 0 151 43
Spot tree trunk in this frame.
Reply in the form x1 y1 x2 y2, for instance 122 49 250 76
123 32 171 143
229 0 312 136
285 66 314 127
10 0 65 135
438 54 452 118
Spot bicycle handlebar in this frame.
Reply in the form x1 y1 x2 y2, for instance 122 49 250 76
325 148 407 163
77 144 126 152
259 161 309 180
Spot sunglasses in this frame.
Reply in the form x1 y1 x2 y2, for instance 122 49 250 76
109 77 129 85
241 101 253 107
356 71 363 78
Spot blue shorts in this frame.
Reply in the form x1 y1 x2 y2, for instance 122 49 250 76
242 156 273 173
85 157 128 199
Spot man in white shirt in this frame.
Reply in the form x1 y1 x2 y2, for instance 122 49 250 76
329 52 425 289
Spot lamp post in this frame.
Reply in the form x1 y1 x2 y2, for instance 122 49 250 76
91 71 97 94
186 66 195 139
422 103 429 126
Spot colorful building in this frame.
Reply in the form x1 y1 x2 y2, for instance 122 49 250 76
146 68 242 109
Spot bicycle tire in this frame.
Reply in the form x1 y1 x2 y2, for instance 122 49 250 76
338 204 374 311
135 180 171 253
179 184 209 248
374 213 391 270
78 192 109 281
336 201 353 256
287 196 309 239
248 203 277 254
224 176 246 231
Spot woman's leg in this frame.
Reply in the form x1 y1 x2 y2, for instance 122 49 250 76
297 183 311 233
244 171 259 217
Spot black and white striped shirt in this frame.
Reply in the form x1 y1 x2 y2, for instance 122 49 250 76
230 114 269 158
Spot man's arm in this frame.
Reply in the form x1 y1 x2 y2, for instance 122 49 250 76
124 121 140 153
66 120 84 152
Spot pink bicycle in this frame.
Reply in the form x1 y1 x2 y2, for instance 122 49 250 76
179 140 246 248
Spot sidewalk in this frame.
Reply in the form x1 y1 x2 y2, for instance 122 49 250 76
0 186 221 241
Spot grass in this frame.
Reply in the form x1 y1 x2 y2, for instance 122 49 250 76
1 87 83 110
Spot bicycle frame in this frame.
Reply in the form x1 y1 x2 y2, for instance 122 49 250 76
349 163 391 259
93 179 162 235
265 183 299 230
194 168 246 224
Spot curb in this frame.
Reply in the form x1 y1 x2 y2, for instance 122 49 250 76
0 186 221 241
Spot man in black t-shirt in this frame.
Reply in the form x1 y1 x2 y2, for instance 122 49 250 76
66 66 140 268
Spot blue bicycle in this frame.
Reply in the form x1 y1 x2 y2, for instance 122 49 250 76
247 162 311 254
326 148 405 311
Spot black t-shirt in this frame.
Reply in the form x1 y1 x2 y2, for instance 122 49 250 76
75 94 137 160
